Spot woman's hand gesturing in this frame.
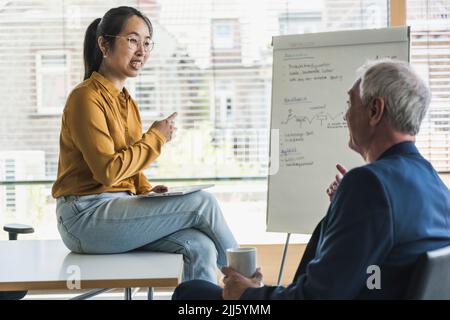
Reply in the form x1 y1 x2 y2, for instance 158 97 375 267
151 112 178 142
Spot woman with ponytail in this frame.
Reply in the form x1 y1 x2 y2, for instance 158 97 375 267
52 6 238 284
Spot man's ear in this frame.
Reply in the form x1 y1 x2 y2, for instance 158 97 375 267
369 97 385 126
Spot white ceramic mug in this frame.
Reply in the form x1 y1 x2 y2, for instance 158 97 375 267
226 247 257 278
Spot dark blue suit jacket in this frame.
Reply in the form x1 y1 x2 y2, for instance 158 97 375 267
242 141 450 299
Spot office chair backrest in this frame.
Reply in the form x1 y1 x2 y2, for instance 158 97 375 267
405 245 450 300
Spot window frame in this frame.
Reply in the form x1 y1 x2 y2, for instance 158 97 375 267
35 50 71 115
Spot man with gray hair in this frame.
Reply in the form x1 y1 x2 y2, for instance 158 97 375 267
173 59 450 300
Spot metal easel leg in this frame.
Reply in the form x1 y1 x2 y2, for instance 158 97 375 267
124 288 132 300
147 287 154 300
277 233 291 286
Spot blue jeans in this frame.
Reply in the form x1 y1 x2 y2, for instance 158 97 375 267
56 191 238 284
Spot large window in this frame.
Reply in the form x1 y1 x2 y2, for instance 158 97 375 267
0 0 391 182
408 0 450 172
1 0 448 242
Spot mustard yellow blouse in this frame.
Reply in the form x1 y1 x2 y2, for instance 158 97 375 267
52 72 165 198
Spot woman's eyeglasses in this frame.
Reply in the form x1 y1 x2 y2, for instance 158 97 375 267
104 34 154 53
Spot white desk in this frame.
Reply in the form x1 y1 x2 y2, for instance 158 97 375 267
0 240 183 291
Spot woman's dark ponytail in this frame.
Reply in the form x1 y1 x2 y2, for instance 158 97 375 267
83 18 102 80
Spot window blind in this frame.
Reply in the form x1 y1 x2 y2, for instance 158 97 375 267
408 0 450 172
0 0 396 184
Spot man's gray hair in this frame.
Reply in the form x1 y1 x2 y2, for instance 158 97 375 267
357 59 431 135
